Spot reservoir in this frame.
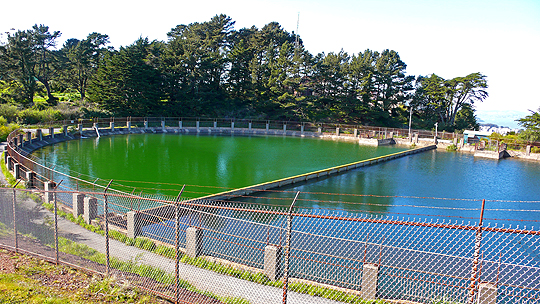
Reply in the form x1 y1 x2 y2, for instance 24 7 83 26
31 133 540 226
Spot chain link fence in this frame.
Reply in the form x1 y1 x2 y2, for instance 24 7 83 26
1 186 539 304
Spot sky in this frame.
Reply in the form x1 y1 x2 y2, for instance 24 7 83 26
1 0 539 128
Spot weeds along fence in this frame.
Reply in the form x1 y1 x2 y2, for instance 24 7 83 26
28 116 461 141
0 184 539 304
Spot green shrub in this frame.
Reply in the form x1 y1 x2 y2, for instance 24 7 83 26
0 104 18 122
446 144 458 151
154 245 176 258
531 146 540 154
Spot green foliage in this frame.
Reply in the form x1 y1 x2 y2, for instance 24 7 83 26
446 144 458 151
17 108 64 124
517 108 540 142
0 152 19 186
0 104 19 121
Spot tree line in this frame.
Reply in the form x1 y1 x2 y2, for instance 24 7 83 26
0 15 488 131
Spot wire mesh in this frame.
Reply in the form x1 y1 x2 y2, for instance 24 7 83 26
1 187 539 304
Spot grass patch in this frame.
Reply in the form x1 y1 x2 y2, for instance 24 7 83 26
0 151 21 187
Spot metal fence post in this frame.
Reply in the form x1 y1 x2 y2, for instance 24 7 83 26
175 185 185 304
53 180 63 265
12 181 20 253
283 191 300 304
104 180 113 276
469 199 486 304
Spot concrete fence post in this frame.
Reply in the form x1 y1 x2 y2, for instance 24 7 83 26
354 129 358 137
144 121 148 129
12 137 17 148
213 121 217 128
161 120 166 131
186 227 203 258
77 124 83 135
336 127 340 136
110 122 114 131
300 125 304 134
526 145 531 156
6 156 12 170
44 181 55 203
127 121 131 132
93 122 98 130
318 127 322 133
4 152 8 165
13 163 20 180
414 133 419 144
248 122 252 130
63 125 68 136
126 211 142 239
26 131 32 143
477 283 497 304
264 245 282 280
266 123 269 132
389 132 394 139
179 120 182 129
283 124 287 133
25 171 35 188
231 121 235 130
360 263 379 300
18 134 24 146
72 193 85 218
196 121 200 131
83 197 97 224
37 129 43 141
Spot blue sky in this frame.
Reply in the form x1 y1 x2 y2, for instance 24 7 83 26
2 0 539 128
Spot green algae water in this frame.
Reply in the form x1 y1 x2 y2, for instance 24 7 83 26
32 133 406 198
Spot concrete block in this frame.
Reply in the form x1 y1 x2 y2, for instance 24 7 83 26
44 181 55 203
264 245 282 280
83 197 98 224
186 227 203 258
73 193 85 218
361 263 379 300
13 163 20 179
126 211 141 238
477 283 497 304
25 171 35 188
